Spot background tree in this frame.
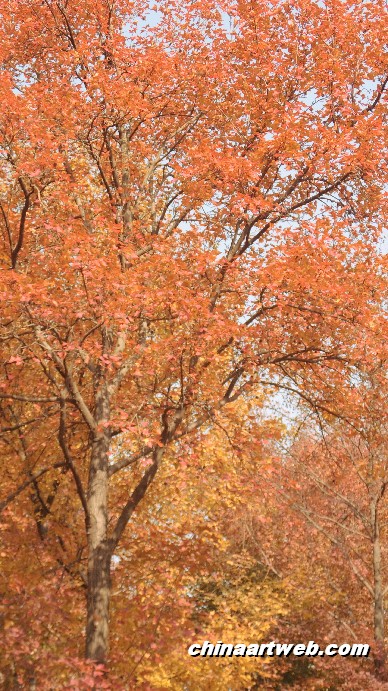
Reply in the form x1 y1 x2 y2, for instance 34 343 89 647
274 364 388 679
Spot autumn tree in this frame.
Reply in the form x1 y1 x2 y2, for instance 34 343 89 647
0 0 387 672
273 363 388 680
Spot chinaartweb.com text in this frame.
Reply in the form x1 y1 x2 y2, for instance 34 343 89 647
188 641 370 658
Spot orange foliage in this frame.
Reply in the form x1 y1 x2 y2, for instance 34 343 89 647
0 0 387 687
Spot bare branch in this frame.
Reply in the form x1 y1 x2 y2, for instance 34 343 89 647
58 400 90 530
0 462 66 513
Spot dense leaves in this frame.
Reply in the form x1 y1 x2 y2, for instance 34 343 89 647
0 0 387 688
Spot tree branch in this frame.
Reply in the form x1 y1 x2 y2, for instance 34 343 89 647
0 462 66 513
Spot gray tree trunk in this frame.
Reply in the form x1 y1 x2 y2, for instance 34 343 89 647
85 388 112 664
372 500 386 677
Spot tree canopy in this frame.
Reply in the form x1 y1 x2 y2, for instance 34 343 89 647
0 0 387 688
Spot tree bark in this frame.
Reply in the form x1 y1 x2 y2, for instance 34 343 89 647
85 538 112 663
85 387 112 663
372 499 386 678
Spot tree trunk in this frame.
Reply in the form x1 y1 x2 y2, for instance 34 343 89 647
85 386 112 664
372 500 386 678
86 538 112 663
